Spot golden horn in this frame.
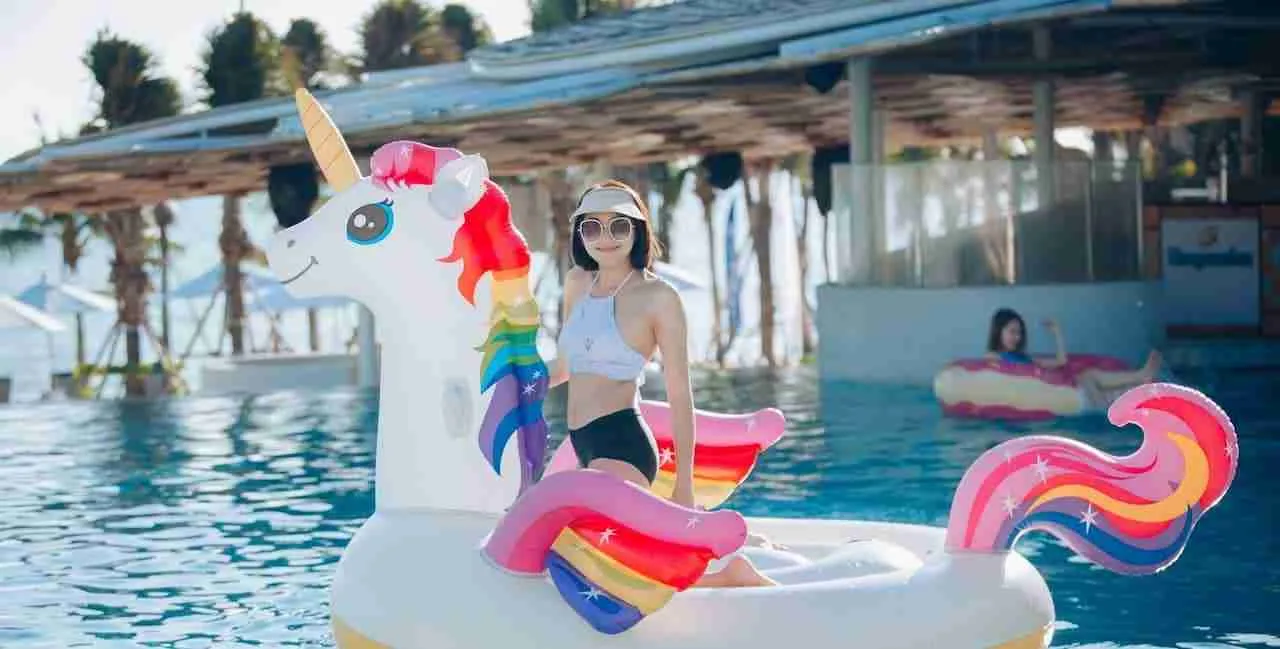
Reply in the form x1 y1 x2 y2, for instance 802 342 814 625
294 88 361 192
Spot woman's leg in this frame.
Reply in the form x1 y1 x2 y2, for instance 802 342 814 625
1079 350 1162 390
583 457 775 589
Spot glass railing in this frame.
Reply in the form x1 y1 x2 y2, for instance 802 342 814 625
830 159 1144 287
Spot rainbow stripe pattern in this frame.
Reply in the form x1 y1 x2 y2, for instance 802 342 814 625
650 439 764 509
483 470 747 635
545 513 717 634
944 382 1238 575
476 271 549 494
543 402 787 509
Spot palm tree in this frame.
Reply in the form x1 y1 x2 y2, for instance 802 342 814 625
353 0 493 78
82 30 181 396
742 159 778 367
529 0 641 32
282 18 330 89
280 18 332 352
201 11 279 356
441 4 493 53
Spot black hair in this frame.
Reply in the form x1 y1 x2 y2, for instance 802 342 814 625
569 179 662 271
987 307 1027 353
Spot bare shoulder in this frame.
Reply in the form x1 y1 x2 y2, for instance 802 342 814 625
636 273 684 316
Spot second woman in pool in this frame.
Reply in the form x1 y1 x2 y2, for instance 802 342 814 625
986 307 1163 407
547 180 775 588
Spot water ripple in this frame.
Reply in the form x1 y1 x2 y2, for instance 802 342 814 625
0 370 1274 647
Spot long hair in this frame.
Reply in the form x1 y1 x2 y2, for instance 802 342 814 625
987 307 1026 353
569 179 662 271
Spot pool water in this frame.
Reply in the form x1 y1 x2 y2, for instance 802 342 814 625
0 367 1274 648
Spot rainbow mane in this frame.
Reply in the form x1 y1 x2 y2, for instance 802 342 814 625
372 139 548 496
944 383 1238 575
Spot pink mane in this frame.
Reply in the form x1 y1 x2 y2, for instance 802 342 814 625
370 140 463 190
369 140 528 304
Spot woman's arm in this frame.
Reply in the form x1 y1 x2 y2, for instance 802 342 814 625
1035 318 1068 368
653 283 696 508
547 267 589 389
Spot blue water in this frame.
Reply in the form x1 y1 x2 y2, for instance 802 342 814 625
0 367 1274 648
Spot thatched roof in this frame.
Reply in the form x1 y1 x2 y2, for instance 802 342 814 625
1 0 1273 213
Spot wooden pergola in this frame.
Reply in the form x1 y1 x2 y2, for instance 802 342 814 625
0 0 1273 214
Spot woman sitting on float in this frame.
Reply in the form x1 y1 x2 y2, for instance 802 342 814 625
547 179 775 588
986 307 1162 407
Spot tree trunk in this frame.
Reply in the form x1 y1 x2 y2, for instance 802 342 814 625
695 171 727 367
544 170 576 329
219 194 250 355
158 218 171 353
102 209 151 397
795 176 815 357
744 162 776 367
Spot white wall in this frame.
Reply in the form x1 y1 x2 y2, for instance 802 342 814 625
816 281 1164 383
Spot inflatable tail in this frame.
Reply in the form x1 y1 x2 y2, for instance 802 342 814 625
944 383 1238 575
484 471 747 634
546 401 787 509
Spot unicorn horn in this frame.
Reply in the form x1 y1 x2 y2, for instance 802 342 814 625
294 88 361 192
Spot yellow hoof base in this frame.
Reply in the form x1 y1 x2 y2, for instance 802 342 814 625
333 616 390 649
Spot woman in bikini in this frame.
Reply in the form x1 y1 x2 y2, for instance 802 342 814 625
547 180 775 588
986 307 1163 407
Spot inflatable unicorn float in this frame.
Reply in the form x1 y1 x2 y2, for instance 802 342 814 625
267 89 1239 649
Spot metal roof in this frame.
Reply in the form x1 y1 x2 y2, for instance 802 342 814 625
0 0 1254 214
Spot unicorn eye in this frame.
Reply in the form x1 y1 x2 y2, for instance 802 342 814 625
347 200 394 245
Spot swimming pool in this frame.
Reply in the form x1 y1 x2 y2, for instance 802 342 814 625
0 367 1272 647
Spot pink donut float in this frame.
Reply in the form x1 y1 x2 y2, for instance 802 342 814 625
545 400 787 509
933 354 1131 420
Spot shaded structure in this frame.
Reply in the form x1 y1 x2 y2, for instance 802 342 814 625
0 0 1272 213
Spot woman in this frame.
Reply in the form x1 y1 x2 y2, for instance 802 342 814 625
547 180 775 588
985 307 1163 407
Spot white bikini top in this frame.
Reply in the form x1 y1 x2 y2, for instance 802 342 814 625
557 270 648 385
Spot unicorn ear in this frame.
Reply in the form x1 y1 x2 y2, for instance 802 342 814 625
430 154 489 219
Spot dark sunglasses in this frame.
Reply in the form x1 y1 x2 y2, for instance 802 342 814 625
578 216 634 243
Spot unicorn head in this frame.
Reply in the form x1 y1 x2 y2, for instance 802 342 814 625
267 89 497 314
267 89 549 511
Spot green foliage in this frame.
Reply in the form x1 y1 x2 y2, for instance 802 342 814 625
81 30 181 129
441 4 492 52
529 0 641 33
281 18 330 89
202 12 281 107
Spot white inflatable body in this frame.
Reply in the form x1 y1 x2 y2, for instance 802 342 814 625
330 513 1053 649
268 90 1239 649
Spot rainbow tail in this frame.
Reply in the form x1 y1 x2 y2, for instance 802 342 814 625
944 383 1238 575
545 401 787 509
476 294 549 495
484 471 746 634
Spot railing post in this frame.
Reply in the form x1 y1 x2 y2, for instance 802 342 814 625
1085 161 1096 282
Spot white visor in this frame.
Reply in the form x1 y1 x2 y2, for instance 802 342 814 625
571 187 646 221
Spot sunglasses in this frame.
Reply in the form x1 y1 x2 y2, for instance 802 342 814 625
578 216 634 243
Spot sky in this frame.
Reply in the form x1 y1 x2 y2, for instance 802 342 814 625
0 0 533 161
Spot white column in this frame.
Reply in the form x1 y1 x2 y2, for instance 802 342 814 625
847 57 876 285
1032 26 1055 209
356 305 378 387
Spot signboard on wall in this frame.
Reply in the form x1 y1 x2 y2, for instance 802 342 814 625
1161 216 1259 327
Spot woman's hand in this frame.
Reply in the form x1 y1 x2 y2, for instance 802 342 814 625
1042 318 1059 331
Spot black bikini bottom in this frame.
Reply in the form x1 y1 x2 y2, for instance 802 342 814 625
568 408 659 484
